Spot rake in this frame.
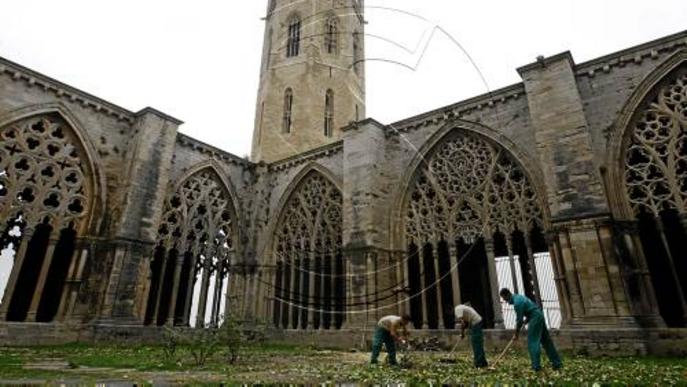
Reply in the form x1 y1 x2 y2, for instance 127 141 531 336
488 336 516 371
438 336 467 364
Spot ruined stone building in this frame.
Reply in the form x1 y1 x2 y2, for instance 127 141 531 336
0 0 685 351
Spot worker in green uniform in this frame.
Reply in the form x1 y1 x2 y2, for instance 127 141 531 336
455 303 488 368
500 288 562 371
370 314 411 366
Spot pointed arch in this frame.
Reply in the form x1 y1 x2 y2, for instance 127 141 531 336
391 119 552 330
605 49 687 220
604 50 687 327
267 162 342 258
0 104 104 322
391 119 549 249
144 161 240 327
0 103 106 234
267 162 343 330
169 160 243 238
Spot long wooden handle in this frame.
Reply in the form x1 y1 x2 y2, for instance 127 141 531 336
448 339 461 354
491 336 516 368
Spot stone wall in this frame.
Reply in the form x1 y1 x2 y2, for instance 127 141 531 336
1 24 687 353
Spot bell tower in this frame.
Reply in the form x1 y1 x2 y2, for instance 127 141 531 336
251 0 366 163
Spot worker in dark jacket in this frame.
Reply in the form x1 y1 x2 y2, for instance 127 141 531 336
500 288 562 371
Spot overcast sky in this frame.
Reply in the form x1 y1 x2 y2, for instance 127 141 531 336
0 0 685 159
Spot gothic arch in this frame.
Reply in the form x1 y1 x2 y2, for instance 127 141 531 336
605 49 687 220
391 120 551 330
267 163 344 330
391 119 549 249
266 162 342 258
170 161 243 241
144 163 240 328
0 103 106 234
0 105 104 323
604 50 687 327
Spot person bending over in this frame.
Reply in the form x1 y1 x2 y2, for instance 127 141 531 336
370 314 411 366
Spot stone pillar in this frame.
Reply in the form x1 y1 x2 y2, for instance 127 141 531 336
365 252 376 324
505 237 520 294
165 254 185 326
307 252 316 328
449 244 461 309
181 255 198 326
418 245 429 329
520 53 639 327
485 238 505 329
612 221 663 326
0 227 34 320
523 234 542 306
546 232 573 327
26 229 60 321
150 253 169 325
211 263 225 326
56 239 89 321
433 244 444 329
401 250 412 316
100 108 181 323
299 256 309 329
342 249 368 329
551 219 636 326
319 256 327 330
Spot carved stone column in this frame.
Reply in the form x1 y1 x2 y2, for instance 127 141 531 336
151 252 170 325
0 227 35 320
545 231 573 327
523 234 542 306
26 229 61 321
307 251 316 328
181 255 198 326
484 238 505 329
433 244 444 329
165 253 185 326
613 220 663 326
365 252 377 325
449 244 461 309
418 245 429 329
57 238 90 321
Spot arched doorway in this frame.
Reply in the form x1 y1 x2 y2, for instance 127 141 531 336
401 127 555 329
144 167 237 327
0 113 95 323
271 168 344 330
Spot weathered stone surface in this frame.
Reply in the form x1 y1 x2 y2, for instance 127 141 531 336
0 11 686 353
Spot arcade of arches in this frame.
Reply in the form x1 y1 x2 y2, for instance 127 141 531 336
1 32 687 351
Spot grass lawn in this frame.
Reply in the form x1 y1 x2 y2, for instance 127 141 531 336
0 343 685 385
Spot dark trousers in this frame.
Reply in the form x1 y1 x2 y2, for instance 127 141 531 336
527 311 562 371
370 326 397 365
470 321 488 368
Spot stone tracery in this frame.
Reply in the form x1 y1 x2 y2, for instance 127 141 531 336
145 168 235 327
623 66 687 327
405 132 542 244
0 114 93 322
403 129 546 329
272 170 344 330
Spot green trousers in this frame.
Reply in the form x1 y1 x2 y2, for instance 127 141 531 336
470 321 488 368
527 311 562 371
370 326 397 365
